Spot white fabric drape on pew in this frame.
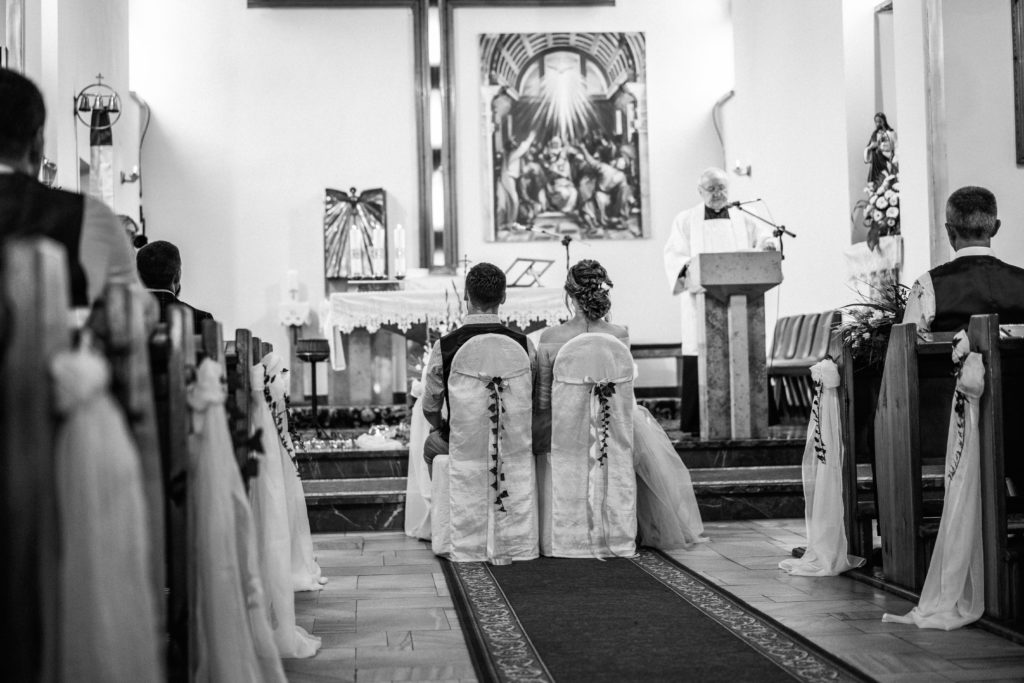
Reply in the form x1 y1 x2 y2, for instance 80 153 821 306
250 362 322 658
188 359 285 682
260 353 327 592
780 359 864 576
53 346 163 682
884 333 985 630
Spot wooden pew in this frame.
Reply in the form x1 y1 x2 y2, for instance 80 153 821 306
870 315 1024 622
1 237 70 682
970 315 1024 622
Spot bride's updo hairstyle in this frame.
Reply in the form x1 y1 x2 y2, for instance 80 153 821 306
565 259 613 321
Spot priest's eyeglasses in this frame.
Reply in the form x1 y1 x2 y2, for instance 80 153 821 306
700 184 727 193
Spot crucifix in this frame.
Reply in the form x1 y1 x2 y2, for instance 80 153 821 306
248 0 613 274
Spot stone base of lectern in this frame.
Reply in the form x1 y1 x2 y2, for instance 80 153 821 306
688 251 782 440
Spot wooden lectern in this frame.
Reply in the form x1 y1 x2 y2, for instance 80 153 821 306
688 251 783 440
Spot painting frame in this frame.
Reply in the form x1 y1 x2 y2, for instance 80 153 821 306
480 31 649 243
324 187 389 280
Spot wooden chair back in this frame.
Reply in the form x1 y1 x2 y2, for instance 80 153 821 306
0 238 70 682
226 328 256 486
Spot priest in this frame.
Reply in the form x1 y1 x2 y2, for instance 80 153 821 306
663 167 777 434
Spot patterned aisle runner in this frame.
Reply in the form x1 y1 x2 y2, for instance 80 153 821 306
442 549 873 683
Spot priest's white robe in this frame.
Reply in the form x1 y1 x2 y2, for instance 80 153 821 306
663 203 777 355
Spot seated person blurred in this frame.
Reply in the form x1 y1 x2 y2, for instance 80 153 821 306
902 186 1024 333
0 68 137 307
136 240 213 330
420 262 537 474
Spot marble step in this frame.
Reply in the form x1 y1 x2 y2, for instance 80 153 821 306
301 464 946 532
304 477 406 534
293 432 810 481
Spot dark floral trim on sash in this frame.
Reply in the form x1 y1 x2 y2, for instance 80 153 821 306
810 379 826 464
262 367 297 465
486 375 510 512
592 381 616 467
948 354 969 483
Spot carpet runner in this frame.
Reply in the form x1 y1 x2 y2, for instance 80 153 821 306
442 549 873 683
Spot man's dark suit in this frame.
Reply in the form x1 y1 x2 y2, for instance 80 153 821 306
149 289 214 332
0 173 88 306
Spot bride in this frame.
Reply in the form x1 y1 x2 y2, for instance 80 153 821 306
534 259 706 549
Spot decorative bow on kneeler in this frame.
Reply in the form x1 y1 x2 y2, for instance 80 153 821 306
810 380 826 465
592 381 616 466
486 376 510 512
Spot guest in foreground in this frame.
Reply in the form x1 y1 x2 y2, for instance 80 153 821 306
0 68 137 307
663 167 777 433
421 262 537 472
136 239 214 330
535 259 706 549
902 186 1024 333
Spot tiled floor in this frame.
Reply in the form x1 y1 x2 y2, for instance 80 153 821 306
289 521 1024 682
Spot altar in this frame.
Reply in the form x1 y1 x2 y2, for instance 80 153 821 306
316 278 566 406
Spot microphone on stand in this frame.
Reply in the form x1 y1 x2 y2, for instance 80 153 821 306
725 198 762 209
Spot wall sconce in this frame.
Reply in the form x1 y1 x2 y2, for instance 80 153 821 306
73 74 122 129
39 157 57 188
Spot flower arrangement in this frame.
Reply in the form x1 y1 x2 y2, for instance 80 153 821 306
834 278 910 369
855 173 901 251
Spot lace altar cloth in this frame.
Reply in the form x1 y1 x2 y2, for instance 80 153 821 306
321 286 565 336
320 284 566 370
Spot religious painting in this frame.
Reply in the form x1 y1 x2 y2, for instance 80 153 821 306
481 32 649 242
324 187 388 280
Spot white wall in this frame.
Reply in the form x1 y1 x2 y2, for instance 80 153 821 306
943 0 1024 268
452 0 734 345
131 0 420 353
725 0 854 325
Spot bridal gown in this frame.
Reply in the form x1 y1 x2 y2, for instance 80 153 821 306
250 361 322 658
537 337 706 549
187 358 285 683
404 356 433 540
260 353 327 591
52 346 163 682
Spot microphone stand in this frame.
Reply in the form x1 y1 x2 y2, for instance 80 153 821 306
731 204 796 260
507 223 576 269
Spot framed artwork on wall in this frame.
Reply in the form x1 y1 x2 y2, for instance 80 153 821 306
481 32 649 242
324 187 388 280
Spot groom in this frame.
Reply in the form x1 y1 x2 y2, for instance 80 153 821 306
420 262 537 473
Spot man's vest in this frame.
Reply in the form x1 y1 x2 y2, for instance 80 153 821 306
438 322 528 435
0 173 88 306
930 255 1024 332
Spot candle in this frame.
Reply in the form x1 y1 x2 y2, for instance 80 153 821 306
286 269 299 293
614 110 623 136
371 226 386 277
394 224 406 278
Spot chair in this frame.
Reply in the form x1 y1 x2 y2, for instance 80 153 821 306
538 333 637 558
431 334 538 563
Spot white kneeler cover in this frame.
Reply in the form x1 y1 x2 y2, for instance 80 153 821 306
539 333 637 558
884 333 986 630
431 334 538 562
779 359 864 576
